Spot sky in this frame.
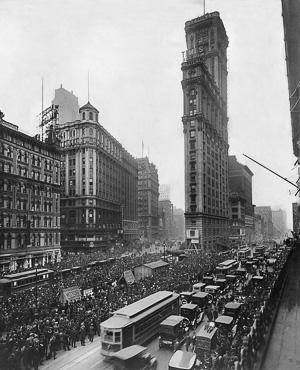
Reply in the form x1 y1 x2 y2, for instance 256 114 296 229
0 0 297 228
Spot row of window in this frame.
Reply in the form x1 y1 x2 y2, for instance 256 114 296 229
0 215 58 228
0 232 59 249
1 144 56 170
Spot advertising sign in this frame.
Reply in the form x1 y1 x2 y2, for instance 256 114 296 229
123 270 135 285
83 288 94 297
60 286 81 304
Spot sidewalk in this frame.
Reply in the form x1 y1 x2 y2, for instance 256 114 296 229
40 336 102 370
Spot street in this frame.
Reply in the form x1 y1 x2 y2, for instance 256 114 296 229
40 325 204 370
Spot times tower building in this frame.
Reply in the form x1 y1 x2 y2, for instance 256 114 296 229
181 12 229 250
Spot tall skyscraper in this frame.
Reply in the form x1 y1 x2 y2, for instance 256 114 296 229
181 12 229 250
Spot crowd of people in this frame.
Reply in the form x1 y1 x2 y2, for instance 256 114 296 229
0 243 226 370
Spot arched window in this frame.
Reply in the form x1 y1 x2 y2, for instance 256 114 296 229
82 112 86 120
89 112 93 120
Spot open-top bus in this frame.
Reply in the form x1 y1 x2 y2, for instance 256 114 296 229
101 291 179 356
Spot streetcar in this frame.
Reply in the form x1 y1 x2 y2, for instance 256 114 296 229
100 291 180 356
0 268 54 295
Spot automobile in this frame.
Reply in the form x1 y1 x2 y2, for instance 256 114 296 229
215 315 237 338
192 283 206 293
179 291 195 305
159 315 190 350
168 350 198 370
202 276 214 285
110 345 157 370
191 292 209 308
180 303 203 328
224 302 241 319
204 285 220 295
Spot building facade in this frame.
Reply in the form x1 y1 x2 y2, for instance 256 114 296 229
0 111 61 272
181 12 229 250
272 209 287 239
173 207 185 241
254 206 274 240
57 100 138 252
228 156 254 245
292 202 300 234
158 199 174 240
137 157 159 242
254 214 264 243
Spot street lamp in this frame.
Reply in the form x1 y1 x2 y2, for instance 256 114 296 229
34 262 38 309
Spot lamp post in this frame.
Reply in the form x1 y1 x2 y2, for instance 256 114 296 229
34 262 38 309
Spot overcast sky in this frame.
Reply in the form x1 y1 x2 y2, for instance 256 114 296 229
0 0 296 229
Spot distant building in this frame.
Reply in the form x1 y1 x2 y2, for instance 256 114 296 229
254 206 273 240
56 94 138 253
292 202 300 234
158 199 174 240
228 156 254 245
181 12 229 251
173 207 185 240
272 209 287 239
137 157 159 242
52 85 80 124
254 214 264 243
159 184 171 201
0 110 61 272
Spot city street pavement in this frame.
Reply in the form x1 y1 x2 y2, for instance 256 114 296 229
261 247 300 370
40 323 204 370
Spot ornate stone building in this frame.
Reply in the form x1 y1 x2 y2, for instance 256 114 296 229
181 12 229 250
0 111 61 272
57 100 138 252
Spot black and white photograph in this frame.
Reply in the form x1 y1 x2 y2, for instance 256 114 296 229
0 0 299 369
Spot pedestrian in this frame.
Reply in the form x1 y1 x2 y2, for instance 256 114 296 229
80 324 86 346
49 335 57 360
63 331 70 351
185 335 191 352
192 331 196 352
88 324 95 343
70 328 77 348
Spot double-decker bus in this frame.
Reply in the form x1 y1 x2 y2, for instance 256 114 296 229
215 259 239 277
100 291 179 356
237 247 251 260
